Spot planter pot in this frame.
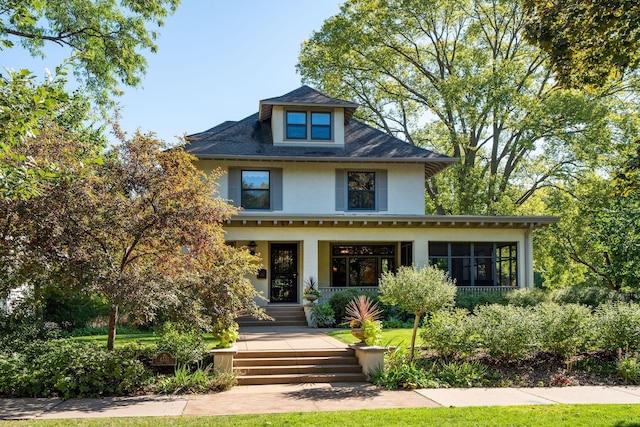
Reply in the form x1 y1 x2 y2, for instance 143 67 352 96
351 328 366 343
303 294 319 303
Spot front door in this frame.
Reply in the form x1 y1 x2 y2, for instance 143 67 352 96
270 243 298 303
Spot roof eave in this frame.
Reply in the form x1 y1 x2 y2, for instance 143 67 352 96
224 213 559 230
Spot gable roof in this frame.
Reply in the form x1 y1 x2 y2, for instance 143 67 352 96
258 85 359 124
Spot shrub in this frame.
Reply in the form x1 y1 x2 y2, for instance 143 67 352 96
549 285 628 308
617 356 640 385
0 313 61 352
370 347 445 389
534 302 592 358
473 304 538 360
435 360 492 388
361 319 383 346
593 303 640 352
328 289 378 325
310 303 336 328
42 288 109 332
154 322 208 366
0 340 151 398
211 321 239 348
455 290 508 311
505 288 548 307
421 308 478 358
155 364 236 394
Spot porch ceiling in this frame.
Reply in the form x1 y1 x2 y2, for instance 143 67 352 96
224 214 559 230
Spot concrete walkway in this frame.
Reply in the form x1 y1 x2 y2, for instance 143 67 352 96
2 327 640 420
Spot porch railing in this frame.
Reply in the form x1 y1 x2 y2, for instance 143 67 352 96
318 285 515 303
456 286 516 293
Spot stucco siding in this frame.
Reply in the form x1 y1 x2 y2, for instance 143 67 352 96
195 160 426 215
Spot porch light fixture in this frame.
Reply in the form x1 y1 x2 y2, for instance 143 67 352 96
248 241 257 255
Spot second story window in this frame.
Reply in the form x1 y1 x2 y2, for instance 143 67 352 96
348 171 375 210
241 170 270 209
286 111 307 139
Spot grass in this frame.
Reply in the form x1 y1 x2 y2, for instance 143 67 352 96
7 405 640 426
72 332 220 348
328 327 422 347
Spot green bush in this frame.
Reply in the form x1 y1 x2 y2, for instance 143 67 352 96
534 302 592 358
328 289 378 325
617 356 640 385
0 313 61 352
0 340 151 398
435 360 493 388
455 291 508 311
310 303 336 328
593 303 640 352
370 347 445 389
549 286 628 308
362 319 383 346
211 321 239 348
505 288 548 307
154 322 208 366
42 288 109 332
473 304 538 360
155 364 236 394
421 308 478 358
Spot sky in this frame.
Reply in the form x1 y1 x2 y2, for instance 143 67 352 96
2 1 344 144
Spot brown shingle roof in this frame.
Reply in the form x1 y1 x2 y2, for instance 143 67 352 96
185 109 458 179
258 85 359 124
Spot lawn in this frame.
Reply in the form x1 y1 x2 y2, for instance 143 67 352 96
8 405 640 426
73 332 220 348
328 327 421 347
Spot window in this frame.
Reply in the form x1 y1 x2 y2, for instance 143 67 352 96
336 169 387 212
311 112 331 140
348 172 376 210
428 242 518 287
241 170 270 209
331 244 396 287
286 111 307 139
228 167 283 211
286 111 332 140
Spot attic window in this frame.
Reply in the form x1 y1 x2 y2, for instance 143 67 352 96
311 112 331 140
286 111 307 139
286 111 332 141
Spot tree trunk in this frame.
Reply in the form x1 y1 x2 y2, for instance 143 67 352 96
409 312 421 363
107 304 118 351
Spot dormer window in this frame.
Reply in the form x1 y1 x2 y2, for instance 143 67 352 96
311 112 331 140
285 110 332 141
286 111 307 139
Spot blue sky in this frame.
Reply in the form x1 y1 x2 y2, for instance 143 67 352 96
2 1 343 144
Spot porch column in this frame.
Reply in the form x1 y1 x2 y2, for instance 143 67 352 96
524 229 534 288
302 237 319 286
414 240 429 268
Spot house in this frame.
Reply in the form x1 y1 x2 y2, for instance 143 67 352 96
184 86 557 305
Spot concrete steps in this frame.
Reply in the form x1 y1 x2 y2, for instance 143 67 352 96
234 348 367 385
236 305 307 327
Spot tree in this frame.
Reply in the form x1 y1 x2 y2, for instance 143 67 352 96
0 0 180 105
2 127 265 350
379 265 456 361
523 0 640 88
535 175 640 292
298 0 611 215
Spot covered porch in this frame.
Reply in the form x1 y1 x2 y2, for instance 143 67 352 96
223 214 555 306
